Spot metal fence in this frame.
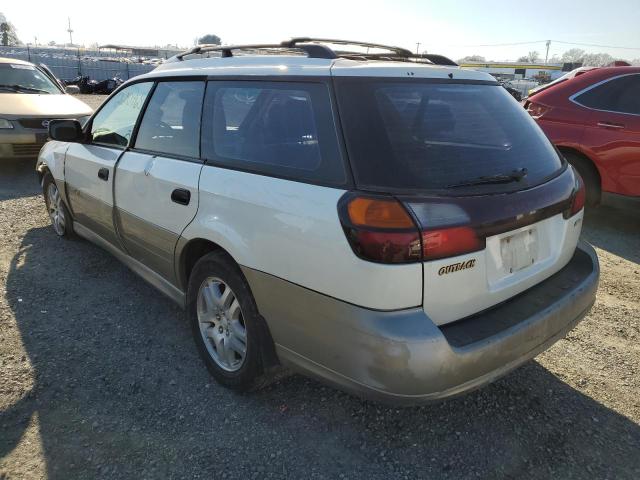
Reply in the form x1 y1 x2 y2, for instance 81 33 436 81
0 46 157 82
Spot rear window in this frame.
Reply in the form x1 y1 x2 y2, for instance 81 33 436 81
135 81 205 158
335 79 563 193
202 81 347 187
574 74 640 115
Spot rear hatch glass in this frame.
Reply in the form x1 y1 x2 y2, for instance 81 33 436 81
334 79 563 195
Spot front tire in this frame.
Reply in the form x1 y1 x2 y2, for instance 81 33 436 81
43 173 73 238
187 251 269 391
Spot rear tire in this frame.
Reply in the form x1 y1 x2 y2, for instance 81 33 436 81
563 152 601 207
187 251 270 391
42 173 74 238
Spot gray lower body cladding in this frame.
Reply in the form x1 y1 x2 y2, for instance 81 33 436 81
242 242 599 405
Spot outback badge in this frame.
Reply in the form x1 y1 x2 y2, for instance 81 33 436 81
438 259 476 276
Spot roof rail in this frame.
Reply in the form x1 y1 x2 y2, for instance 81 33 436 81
282 38 458 65
171 37 457 66
418 53 458 66
282 37 414 57
174 41 337 61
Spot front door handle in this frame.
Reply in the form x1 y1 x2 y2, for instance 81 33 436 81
98 168 109 181
597 121 625 130
171 188 191 206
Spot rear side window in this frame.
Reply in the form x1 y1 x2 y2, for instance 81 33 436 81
91 82 153 147
574 74 640 115
335 79 563 193
135 81 205 158
202 81 346 186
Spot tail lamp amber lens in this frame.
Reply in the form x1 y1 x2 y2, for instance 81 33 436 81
347 197 415 229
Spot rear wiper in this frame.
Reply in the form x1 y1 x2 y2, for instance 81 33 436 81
0 84 51 94
447 168 528 188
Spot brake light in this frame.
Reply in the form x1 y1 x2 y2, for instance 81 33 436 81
566 169 586 217
526 101 551 119
422 226 484 261
338 194 486 264
339 194 421 264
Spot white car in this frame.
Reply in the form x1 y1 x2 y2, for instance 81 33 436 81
36 38 599 404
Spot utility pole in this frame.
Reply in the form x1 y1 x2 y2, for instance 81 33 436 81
416 42 421 55
545 40 551 64
67 17 74 46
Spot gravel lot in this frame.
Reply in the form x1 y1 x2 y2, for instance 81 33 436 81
1 94 639 479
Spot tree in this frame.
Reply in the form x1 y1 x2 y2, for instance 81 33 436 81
582 52 615 67
457 54 486 63
561 48 585 63
0 12 21 46
198 34 221 45
517 51 540 62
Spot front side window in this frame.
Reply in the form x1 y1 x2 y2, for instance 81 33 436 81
135 81 205 158
203 81 346 186
90 82 153 147
574 74 640 115
0 63 61 94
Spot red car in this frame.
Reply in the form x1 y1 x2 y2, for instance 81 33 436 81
525 66 640 206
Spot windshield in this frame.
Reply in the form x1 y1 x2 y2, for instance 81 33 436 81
335 79 563 194
0 63 61 94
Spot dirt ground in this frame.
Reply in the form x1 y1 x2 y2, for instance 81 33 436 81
0 94 639 479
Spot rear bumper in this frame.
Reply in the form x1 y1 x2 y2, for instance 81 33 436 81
244 241 599 405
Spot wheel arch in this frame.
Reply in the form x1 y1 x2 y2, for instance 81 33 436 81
36 162 50 186
176 237 236 293
177 236 280 368
557 146 603 204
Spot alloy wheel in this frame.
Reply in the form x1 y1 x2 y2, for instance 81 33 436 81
196 277 247 372
47 182 66 236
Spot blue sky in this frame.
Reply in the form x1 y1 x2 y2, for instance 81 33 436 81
4 0 640 61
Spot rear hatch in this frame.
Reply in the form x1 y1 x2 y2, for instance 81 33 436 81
335 77 585 325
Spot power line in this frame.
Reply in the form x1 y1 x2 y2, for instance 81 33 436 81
454 40 547 47
452 39 640 51
552 40 640 50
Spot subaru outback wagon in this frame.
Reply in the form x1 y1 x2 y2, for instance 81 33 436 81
37 38 599 404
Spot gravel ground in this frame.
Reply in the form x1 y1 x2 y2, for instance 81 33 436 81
1 94 639 479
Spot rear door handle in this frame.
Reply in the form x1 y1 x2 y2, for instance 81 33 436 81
171 188 191 206
597 121 625 130
98 168 109 181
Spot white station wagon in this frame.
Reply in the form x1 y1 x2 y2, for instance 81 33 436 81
37 38 599 404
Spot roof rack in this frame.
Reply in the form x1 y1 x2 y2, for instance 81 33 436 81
173 37 457 66
174 41 337 61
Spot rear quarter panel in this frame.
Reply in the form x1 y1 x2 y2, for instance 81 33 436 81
182 165 423 310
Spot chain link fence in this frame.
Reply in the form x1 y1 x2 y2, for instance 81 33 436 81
0 46 159 82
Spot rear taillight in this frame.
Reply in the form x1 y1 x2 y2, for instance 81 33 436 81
422 226 484 261
338 194 485 264
526 101 551 119
566 169 586 217
339 194 422 264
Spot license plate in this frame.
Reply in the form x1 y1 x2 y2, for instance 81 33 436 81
500 228 538 274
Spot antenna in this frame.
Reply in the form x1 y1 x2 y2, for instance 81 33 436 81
67 17 74 46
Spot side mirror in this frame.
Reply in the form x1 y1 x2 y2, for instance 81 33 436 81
49 119 84 142
65 85 80 94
